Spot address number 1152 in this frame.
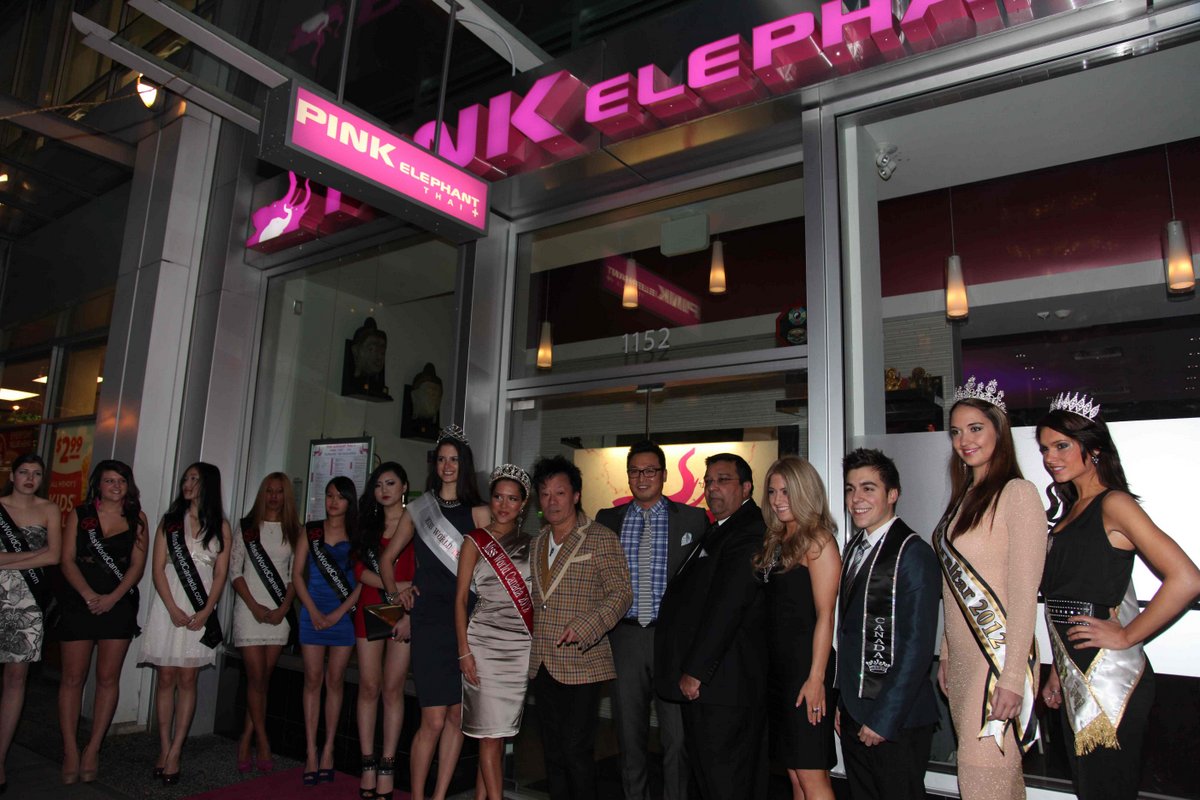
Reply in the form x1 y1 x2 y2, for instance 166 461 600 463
623 328 670 354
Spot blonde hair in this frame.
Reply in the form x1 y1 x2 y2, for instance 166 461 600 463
242 472 301 548
754 456 837 573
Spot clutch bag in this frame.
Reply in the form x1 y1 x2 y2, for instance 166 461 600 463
364 603 406 641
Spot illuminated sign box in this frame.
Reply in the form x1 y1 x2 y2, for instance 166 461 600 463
259 81 489 244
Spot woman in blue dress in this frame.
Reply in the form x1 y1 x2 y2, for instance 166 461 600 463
292 476 361 786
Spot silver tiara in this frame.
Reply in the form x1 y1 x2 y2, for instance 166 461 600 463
1050 391 1100 420
954 376 1007 413
490 463 532 498
437 424 469 446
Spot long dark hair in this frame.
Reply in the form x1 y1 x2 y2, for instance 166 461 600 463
426 439 482 507
166 462 226 552
1035 409 1137 523
2 453 47 497
84 459 142 525
240 472 301 547
359 461 408 555
325 475 361 560
945 399 1023 540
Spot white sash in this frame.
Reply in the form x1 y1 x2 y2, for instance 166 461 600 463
935 525 1039 753
1047 581 1145 755
410 493 464 575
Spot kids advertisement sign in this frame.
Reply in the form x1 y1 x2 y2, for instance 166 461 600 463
412 0 1087 178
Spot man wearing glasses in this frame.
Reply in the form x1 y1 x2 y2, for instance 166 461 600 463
597 441 706 800
654 453 768 800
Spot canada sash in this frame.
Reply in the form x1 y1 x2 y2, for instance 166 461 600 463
410 493 463 576
466 528 532 636
78 504 139 601
1047 581 1145 755
164 513 223 649
854 527 920 699
0 503 52 612
934 516 1038 754
306 522 354 610
242 522 288 607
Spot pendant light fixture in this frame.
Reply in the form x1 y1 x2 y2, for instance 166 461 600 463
709 239 727 295
622 257 639 308
1163 144 1196 295
136 74 160 109
945 187 969 320
536 278 553 369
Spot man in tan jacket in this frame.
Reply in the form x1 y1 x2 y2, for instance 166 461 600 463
529 455 632 800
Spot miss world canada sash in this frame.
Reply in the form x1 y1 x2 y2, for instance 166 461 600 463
78 505 138 600
0 503 53 612
410 493 464 576
934 518 1039 754
164 513 223 649
466 528 533 636
306 522 355 611
241 522 287 607
1047 581 1145 755
856 528 920 699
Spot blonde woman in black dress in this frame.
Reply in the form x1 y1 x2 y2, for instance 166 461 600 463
57 460 148 784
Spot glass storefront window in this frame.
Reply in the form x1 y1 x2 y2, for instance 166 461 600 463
54 343 105 418
510 168 805 379
246 236 461 510
838 36 1200 799
0 354 50 424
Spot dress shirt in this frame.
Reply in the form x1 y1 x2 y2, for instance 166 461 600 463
619 497 670 621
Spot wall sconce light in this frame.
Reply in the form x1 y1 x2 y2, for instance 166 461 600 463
709 239 727 295
945 187 968 320
136 74 160 109
1163 145 1196 294
536 281 553 370
0 173 8 183
622 257 639 309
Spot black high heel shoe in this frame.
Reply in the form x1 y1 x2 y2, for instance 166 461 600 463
162 770 181 786
375 756 395 800
359 754 377 800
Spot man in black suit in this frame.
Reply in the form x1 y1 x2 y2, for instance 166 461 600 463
836 449 941 800
654 453 767 800
597 441 707 800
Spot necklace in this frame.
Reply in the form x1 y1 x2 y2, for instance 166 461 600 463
437 495 461 509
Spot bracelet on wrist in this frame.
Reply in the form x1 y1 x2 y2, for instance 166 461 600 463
458 652 473 660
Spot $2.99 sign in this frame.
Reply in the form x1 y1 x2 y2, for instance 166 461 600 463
49 423 94 525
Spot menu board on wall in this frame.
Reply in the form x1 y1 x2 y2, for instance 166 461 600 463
572 441 777 520
305 437 373 522
50 422 94 527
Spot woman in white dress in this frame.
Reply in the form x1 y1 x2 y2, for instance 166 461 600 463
138 463 231 787
0 454 61 794
230 473 300 773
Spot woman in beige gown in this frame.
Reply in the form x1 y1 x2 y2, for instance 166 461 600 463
455 465 534 800
934 380 1045 800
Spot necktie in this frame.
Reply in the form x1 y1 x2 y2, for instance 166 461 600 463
845 537 872 584
637 508 654 625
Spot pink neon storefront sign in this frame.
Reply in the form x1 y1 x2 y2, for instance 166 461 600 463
259 82 489 242
414 0 1079 178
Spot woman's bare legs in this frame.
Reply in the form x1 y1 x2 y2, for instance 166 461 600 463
58 641 94 778
321 646 353 772
301 645 325 774
374 638 410 797
0 663 31 787
80 639 131 776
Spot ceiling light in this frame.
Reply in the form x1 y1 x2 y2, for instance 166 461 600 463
944 188 968 320
136 74 159 109
0 173 8 183
622 257 639 309
32 375 47 384
536 321 553 369
709 239 727 295
1163 145 1196 294
0 389 38 402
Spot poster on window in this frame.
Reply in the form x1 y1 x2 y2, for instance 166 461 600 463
50 422 94 526
0 427 39 489
305 437 373 522
573 441 777 520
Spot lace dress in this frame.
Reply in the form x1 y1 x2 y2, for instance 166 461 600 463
138 517 221 669
0 524 48 662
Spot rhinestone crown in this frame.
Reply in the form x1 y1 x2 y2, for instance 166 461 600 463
1049 391 1101 420
436 424 469 446
489 463 532 498
953 376 1007 413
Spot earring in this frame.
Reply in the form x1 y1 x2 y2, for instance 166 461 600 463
1091 454 1100 465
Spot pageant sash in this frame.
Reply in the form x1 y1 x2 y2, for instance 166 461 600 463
934 519 1038 753
1047 581 1145 755
361 543 384 581
858 528 919 699
241 522 288 607
466 528 533 636
305 522 355 610
0 503 53 612
164 514 223 649
410 493 464 576
78 505 138 599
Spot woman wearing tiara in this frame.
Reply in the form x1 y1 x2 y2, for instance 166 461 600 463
454 464 533 800
934 378 1045 800
1036 393 1200 800
379 425 488 800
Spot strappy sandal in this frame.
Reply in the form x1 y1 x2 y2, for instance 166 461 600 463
302 770 318 787
359 754 378 799
375 756 395 800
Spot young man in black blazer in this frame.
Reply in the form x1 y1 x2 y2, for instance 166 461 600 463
654 453 767 800
837 449 941 800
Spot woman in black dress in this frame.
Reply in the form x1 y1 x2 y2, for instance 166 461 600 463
1036 394 1200 800
754 456 841 800
57 461 149 784
379 426 488 800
